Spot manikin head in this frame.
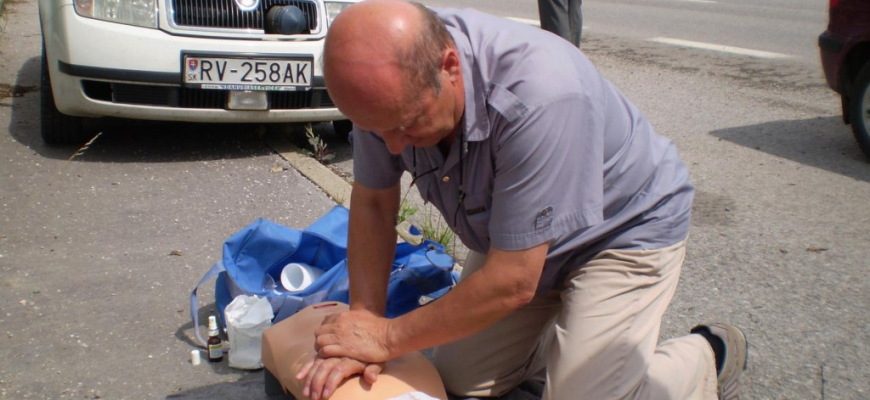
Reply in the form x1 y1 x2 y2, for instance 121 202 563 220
323 0 465 154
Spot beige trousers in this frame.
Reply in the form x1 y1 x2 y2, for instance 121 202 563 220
432 241 718 400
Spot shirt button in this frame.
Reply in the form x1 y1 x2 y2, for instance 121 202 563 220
441 176 450 183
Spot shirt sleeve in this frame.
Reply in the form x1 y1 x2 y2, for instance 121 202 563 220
351 129 404 190
487 87 605 251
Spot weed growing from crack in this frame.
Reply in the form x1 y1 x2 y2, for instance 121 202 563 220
420 204 454 250
304 123 335 163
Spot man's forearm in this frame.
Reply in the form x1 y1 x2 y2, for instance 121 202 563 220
346 182 401 315
384 243 549 357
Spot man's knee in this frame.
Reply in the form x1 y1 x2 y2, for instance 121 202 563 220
432 346 530 397
431 348 473 395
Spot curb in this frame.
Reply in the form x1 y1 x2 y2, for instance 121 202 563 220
266 134 353 209
267 131 471 264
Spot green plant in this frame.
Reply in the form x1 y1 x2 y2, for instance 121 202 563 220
397 200 418 224
420 205 454 249
304 123 335 163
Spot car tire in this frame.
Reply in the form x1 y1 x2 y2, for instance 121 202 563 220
332 119 353 142
40 42 90 146
850 61 870 159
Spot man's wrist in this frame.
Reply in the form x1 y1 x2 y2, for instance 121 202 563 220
382 316 404 359
350 298 386 316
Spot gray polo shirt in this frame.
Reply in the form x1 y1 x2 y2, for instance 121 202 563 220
352 8 695 292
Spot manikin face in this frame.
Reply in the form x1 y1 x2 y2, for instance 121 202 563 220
348 71 459 155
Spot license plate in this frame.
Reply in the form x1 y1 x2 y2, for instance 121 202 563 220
183 56 313 91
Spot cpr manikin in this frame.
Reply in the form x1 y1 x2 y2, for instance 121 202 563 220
261 302 448 400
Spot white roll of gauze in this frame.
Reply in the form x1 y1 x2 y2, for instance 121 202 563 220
280 263 324 292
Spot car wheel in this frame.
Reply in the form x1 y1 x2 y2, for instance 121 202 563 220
850 61 870 159
40 42 90 145
332 119 353 142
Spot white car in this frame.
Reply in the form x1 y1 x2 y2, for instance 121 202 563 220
38 0 357 144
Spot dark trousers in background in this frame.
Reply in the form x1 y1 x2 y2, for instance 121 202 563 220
537 0 583 48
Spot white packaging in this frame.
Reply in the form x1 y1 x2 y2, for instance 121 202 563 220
280 262 324 291
225 294 274 370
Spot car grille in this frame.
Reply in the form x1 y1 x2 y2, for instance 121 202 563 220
82 81 335 110
169 0 319 32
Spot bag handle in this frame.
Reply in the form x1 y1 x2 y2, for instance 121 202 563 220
189 260 227 348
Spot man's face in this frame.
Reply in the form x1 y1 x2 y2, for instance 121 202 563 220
350 73 458 155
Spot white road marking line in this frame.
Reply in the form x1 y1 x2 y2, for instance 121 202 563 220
648 37 792 59
506 17 540 27
506 17 590 29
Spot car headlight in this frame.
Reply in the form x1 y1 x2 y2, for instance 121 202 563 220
74 0 158 29
325 2 352 28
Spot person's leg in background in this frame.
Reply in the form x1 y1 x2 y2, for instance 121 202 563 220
544 241 719 400
537 0 582 48
537 0 569 42
568 0 582 47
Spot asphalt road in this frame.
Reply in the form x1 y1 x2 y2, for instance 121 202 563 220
423 0 825 66
1 0 869 399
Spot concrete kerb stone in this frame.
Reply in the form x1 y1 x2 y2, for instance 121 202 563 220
0 0 7 32
266 134 353 208
267 132 468 270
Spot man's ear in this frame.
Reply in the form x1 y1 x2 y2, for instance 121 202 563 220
442 48 462 82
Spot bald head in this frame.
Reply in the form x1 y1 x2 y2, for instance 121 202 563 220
326 0 420 64
323 0 455 117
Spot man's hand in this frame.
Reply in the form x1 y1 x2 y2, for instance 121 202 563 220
296 356 383 400
314 309 394 362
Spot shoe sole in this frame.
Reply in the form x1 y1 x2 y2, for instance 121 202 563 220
706 323 749 400
701 323 748 400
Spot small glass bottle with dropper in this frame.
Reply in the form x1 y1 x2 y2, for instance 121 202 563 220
207 315 223 363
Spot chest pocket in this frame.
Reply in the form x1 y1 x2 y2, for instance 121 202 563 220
461 192 491 236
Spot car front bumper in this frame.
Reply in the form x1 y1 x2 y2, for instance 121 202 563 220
41 3 344 123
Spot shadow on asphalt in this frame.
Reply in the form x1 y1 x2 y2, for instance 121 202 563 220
165 373 276 400
7 56 353 165
710 116 870 182
175 301 223 360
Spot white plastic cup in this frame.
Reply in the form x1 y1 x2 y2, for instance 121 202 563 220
191 349 201 366
280 263 324 292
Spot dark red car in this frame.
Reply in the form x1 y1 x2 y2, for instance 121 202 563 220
819 0 870 158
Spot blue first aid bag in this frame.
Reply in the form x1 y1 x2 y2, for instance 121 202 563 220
190 205 456 347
